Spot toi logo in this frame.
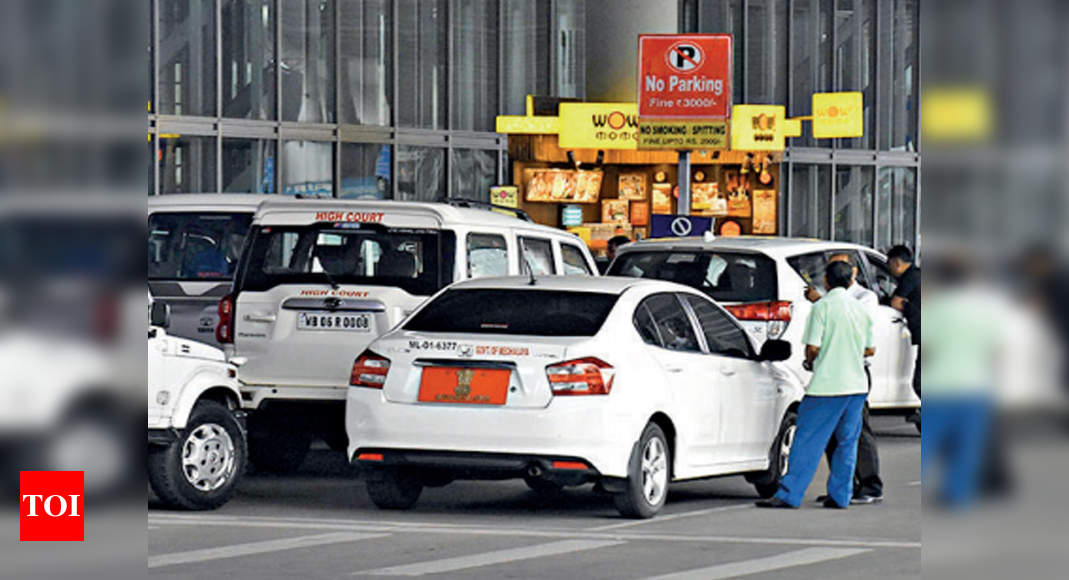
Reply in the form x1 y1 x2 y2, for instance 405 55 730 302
20 471 84 542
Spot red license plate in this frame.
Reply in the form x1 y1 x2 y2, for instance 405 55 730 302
418 367 510 405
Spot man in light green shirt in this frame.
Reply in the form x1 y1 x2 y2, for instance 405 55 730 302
757 261 874 509
803 283 876 397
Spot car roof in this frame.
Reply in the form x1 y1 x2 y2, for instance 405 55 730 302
619 235 878 258
446 275 691 295
148 193 277 213
252 198 577 236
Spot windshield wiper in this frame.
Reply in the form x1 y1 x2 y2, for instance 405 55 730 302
321 267 341 290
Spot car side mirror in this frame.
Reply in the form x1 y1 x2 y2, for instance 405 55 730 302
759 339 791 362
150 301 171 329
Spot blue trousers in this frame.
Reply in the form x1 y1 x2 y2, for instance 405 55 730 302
921 395 991 508
774 393 866 507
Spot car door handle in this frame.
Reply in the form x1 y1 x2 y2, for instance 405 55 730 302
665 366 684 374
244 312 277 323
719 367 736 377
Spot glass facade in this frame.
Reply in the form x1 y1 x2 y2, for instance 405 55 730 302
150 0 917 251
150 0 584 198
688 0 920 251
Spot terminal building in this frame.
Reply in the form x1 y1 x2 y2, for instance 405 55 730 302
149 0 919 252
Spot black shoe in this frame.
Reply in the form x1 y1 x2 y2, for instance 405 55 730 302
822 498 848 509
755 497 796 509
815 495 830 503
851 493 884 505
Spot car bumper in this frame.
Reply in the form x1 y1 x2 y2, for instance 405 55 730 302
346 389 638 478
148 428 178 446
352 449 603 486
241 383 349 409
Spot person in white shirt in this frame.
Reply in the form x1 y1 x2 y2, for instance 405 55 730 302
805 253 884 504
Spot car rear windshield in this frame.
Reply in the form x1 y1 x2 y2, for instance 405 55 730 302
236 223 455 295
149 212 253 281
404 289 619 336
608 250 777 302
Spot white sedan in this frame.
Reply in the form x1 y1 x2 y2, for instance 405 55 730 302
345 276 804 518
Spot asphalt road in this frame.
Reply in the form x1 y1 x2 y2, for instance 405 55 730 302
148 416 920 579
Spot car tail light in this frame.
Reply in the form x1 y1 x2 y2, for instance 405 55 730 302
724 301 792 339
351 351 391 388
92 294 119 343
551 460 589 470
546 357 614 396
216 294 235 344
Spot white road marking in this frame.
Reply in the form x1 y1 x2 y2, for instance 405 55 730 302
147 531 387 569
356 539 623 576
907 481 922 486
147 526 159 530
148 513 920 550
645 547 871 580
587 504 751 531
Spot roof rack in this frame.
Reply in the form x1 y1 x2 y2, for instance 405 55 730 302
438 197 533 222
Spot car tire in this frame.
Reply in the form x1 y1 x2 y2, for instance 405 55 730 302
751 411 797 499
148 400 246 510
524 474 564 495
46 403 135 497
246 414 312 474
613 423 670 519
366 469 423 510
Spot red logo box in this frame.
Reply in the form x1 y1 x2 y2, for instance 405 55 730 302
20 471 84 542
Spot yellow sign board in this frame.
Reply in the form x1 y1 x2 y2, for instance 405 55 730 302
567 226 592 245
921 87 993 142
784 117 803 137
558 103 639 150
489 185 519 209
637 120 728 150
730 105 785 151
812 92 863 138
495 115 559 134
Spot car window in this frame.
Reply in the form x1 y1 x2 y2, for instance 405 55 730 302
467 233 508 279
560 243 592 275
788 249 871 292
404 289 619 336
519 237 556 275
633 303 662 346
237 224 455 295
609 251 777 302
864 252 896 300
683 294 753 359
640 293 701 353
785 251 827 288
148 212 252 280
845 251 872 289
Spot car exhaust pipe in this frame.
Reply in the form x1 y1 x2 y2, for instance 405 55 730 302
527 464 543 478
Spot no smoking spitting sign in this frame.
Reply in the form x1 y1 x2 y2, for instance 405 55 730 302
638 34 732 119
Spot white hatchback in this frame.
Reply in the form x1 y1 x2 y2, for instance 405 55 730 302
608 236 919 413
346 276 804 518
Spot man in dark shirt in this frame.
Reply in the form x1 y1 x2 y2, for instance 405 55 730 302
888 245 921 397
598 235 632 274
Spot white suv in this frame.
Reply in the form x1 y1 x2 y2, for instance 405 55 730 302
223 199 598 472
608 236 919 413
148 299 246 510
